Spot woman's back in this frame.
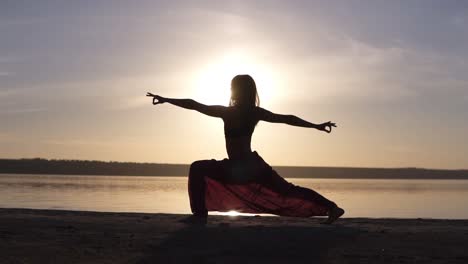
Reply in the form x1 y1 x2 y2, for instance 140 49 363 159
223 106 259 160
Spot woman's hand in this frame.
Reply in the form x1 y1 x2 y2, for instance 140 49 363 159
317 121 337 133
146 93 167 105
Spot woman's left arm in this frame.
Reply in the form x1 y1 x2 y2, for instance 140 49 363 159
257 107 337 133
147 93 227 118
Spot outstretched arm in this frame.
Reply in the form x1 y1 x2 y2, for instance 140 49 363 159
146 93 227 118
257 107 336 133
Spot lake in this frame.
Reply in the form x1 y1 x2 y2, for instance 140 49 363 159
1 174 468 219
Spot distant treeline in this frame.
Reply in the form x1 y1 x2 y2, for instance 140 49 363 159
0 158 188 177
0 158 467 179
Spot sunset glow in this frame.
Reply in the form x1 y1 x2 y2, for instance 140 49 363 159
192 51 277 105
2 2 468 263
223 210 242 217
215 210 256 217
1 1 467 169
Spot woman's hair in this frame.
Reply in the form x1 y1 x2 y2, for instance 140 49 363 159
229 75 260 108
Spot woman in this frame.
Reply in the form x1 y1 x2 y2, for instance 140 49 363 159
147 74 344 224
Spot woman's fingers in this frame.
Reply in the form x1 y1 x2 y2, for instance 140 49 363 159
321 125 330 133
147 92 163 105
318 121 336 133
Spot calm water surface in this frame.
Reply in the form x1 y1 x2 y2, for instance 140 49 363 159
1 174 468 219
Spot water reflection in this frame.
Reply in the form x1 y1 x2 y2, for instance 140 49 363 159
1 174 468 219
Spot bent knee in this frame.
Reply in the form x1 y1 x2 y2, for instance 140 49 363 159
189 160 212 176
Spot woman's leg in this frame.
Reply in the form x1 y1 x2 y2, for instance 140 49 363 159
251 152 337 212
266 169 339 214
266 169 344 223
188 159 225 217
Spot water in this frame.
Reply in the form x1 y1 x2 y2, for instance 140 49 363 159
1 174 468 219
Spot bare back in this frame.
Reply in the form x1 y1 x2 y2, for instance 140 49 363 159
222 106 259 160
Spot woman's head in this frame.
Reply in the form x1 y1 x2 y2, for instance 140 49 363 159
230 74 260 108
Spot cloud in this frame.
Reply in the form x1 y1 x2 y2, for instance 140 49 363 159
0 18 38 27
110 96 149 111
0 71 13 76
0 132 21 143
0 133 8 142
281 33 468 104
450 13 468 27
0 107 46 115
0 56 20 63
0 88 43 112
384 145 421 155
0 88 22 98
41 139 115 147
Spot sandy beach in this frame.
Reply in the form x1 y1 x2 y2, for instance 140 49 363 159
0 209 467 263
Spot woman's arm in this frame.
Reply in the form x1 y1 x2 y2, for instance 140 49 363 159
257 107 336 133
146 93 227 118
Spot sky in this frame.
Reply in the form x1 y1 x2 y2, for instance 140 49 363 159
1 0 467 169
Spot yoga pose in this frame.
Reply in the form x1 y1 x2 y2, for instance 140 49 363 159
147 74 344 224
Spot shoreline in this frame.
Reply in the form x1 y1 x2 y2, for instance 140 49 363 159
2 159 467 179
1 208 468 263
2 173 468 180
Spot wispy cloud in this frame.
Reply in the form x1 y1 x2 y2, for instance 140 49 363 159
385 145 421 155
0 56 19 63
288 33 468 104
0 88 21 97
0 107 47 115
0 71 13 76
0 133 8 141
450 14 467 27
0 132 19 143
109 96 149 111
42 139 115 147
0 18 39 27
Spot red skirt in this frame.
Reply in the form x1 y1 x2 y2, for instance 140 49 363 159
189 151 336 217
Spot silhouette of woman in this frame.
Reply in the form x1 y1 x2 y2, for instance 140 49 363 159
147 74 344 224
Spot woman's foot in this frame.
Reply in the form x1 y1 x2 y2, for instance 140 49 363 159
321 206 345 225
179 215 207 226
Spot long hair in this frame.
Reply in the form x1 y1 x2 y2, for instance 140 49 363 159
229 75 260 108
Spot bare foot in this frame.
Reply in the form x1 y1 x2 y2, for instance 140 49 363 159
321 207 345 225
179 215 207 226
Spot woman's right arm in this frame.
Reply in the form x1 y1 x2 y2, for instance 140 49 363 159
257 107 336 133
146 93 227 118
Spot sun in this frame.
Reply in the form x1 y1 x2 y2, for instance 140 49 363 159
224 210 242 216
213 210 256 217
192 52 276 106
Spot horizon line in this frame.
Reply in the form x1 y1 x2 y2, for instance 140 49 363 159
1 157 467 172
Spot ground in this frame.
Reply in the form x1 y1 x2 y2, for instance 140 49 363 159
1 209 468 263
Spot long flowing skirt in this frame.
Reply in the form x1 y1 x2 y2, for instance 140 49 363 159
189 151 336 217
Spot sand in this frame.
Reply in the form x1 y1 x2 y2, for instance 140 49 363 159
1 209 468 263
